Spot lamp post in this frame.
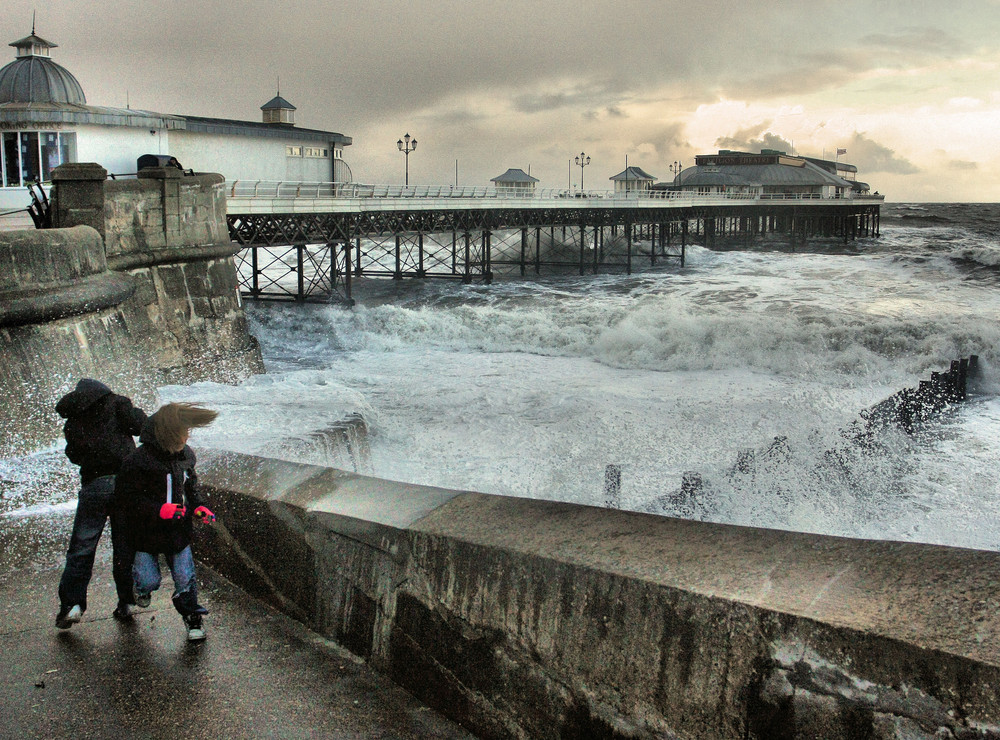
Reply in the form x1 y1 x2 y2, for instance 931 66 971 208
670 160 683 185
575 152 591 192
397 133 417 186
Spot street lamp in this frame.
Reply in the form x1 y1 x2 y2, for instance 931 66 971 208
397 133 417 186
670 160 683 185
575 152 591 192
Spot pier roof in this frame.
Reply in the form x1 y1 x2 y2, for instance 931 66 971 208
679 158 853 189
491 168 538 183
261 95 297 111
180 114 351 145
610 166 657 182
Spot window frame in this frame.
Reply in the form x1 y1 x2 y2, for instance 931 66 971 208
1 130 78 188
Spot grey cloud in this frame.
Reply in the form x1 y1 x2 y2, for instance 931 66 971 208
515 91 577 114
715 125 797 155
860 27 964 56
845 133 919 175
512 79 629 115
12 0 981 195
947 160 978 171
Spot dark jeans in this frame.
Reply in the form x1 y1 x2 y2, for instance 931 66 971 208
133 547 208 618
57 475 134 611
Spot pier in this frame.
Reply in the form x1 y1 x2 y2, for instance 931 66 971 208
226 182 882 304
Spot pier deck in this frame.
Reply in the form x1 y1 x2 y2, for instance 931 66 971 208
227 184 883 304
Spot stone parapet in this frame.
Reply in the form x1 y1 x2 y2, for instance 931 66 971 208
196 450 1000 740
50 164 262 383
0 226 134 328
102 168 231 266
50 163 108 236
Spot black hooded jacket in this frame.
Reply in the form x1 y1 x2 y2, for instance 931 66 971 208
56 379 147 484
112 420 203 556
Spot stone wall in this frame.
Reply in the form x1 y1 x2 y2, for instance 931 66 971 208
52 163 262 383
196 450 1000 740
0 164 262 456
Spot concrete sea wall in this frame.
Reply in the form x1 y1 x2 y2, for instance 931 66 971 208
0 163 262 456
196 450 1000 740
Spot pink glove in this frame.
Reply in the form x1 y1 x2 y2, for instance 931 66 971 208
159 502 186 520
194 506 216 523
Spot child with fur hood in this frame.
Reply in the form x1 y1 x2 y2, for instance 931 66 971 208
113 403 218 641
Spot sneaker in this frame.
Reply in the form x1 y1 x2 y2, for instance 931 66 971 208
55 604 83 629
112 603 135 622
135 592 151 608
185 614 206 642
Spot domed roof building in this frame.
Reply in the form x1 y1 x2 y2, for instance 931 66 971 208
0 32 86 105
0 27 352 220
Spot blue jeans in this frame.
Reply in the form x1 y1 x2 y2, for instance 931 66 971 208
58 475 135 611
133 547 208 617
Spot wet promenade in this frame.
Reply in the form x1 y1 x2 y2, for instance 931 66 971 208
0 508 477 739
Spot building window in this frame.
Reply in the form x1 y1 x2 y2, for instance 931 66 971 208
0 130 78 188
303 147 329 158
2 133 18 188
19 132 39 185
265 108 294 125
286 145 302 157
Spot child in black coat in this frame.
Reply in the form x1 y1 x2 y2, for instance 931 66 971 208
113 403 218 641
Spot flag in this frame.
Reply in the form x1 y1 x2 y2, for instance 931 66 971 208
836 148 847 156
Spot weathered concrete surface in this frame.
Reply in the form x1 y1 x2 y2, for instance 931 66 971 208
0 225 134 327
51 163 263 385
1 164 263 455
195 449 1000 740
0 224 158 456
0 508 477 740
104 166 232 269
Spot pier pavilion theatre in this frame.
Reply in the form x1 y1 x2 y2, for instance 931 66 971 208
0 29 352 215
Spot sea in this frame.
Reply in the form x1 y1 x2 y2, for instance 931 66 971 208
3 202 999 551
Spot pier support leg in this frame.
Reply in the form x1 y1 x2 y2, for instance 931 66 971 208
463 231 471 284
626 221 633 274
251 246 259 297
483 229 493 284
535 226 542 275
520 227 528 277
296 244 305 300
342 241 354 305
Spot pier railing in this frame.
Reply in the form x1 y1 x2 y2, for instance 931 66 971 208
227 179 885 206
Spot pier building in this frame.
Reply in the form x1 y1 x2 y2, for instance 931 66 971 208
0 28 353 215
674 149 862 199
490 167 538 195
610 165 656 194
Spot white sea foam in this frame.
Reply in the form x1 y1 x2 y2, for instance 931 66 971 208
4 210 999 551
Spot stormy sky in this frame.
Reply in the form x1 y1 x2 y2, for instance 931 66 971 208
7 0 1000 201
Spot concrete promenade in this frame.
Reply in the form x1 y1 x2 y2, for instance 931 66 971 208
0 508 477 740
